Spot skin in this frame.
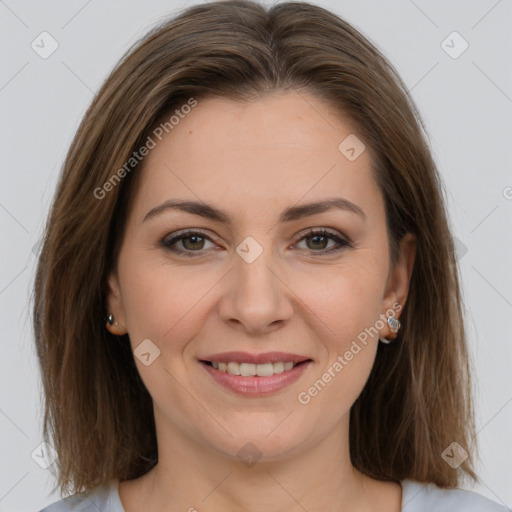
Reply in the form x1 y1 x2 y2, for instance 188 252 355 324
106 91 416 512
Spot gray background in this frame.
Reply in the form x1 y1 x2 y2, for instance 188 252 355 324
1 0 511 510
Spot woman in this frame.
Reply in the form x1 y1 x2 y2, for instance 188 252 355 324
34 1 509 511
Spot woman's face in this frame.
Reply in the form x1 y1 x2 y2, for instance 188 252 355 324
107 91 415 461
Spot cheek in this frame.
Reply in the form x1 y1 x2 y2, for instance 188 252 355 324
117 259 210 414
299 256 387 345
292 255 385 401
296 271 382 418
119 255 217 345
300 341 377 425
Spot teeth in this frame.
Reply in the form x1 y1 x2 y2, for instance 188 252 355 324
273 362 284 373
227 362 240 375
241 363 257 377
211 361 299 376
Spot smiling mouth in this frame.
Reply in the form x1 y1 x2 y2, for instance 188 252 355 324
200 359 312 377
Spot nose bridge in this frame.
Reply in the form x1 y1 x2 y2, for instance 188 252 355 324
235 233 282 303
219 232 293 332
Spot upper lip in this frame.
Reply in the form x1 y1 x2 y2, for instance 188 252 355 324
200 351 312 364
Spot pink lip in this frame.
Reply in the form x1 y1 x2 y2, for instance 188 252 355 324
200 351 311 365
199 359 313 397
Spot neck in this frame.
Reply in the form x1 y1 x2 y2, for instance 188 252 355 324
128 408 385 512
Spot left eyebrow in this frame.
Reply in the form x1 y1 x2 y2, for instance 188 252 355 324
142 197 366 225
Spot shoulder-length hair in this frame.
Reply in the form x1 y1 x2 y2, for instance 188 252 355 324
33 0 478 496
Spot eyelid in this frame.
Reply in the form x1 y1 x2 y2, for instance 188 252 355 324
163 227 213 241
160 226 353 256
162 226 350 242
296 226 352 243
294 228 352 252
161 228 218 248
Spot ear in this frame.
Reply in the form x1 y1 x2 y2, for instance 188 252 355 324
105 271 128 335
381 232 416 318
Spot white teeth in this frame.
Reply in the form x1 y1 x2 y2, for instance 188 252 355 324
227 362 240 375
273 361 284 374
256 363 274 377
210 361 300 376
240 363 256 376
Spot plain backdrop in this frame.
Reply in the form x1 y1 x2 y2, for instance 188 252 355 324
0 0 511 511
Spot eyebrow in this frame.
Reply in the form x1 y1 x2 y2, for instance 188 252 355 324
143 197 366 225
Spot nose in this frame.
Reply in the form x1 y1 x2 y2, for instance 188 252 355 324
217 245 294 335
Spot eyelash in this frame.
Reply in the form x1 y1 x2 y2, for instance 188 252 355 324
161 228 352 257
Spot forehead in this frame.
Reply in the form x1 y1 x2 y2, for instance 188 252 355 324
131 92 382 224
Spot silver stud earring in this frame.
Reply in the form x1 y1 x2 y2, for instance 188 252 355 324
379 313 401 344
106 313 115 326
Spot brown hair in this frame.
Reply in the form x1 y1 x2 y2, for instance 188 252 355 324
33 0 478 496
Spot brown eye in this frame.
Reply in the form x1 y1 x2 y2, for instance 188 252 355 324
305 234 330 250
162 230 216 256
180 234 207 250
295 229 351 254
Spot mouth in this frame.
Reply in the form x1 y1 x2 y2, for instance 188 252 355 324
198 352 313 396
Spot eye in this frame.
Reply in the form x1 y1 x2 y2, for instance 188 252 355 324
161 230 217 257
294 229 352 254
161 228 352 257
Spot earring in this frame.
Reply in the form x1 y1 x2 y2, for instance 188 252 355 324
105 313 122 333
379 312 401 344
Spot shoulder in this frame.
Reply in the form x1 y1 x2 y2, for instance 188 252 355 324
401 479 510 512
38 479 124 512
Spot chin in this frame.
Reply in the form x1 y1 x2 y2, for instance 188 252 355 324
203 423 308 464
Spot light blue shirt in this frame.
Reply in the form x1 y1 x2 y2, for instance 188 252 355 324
39 478 510 511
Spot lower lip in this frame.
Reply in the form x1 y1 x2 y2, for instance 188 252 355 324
199 360 312 397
